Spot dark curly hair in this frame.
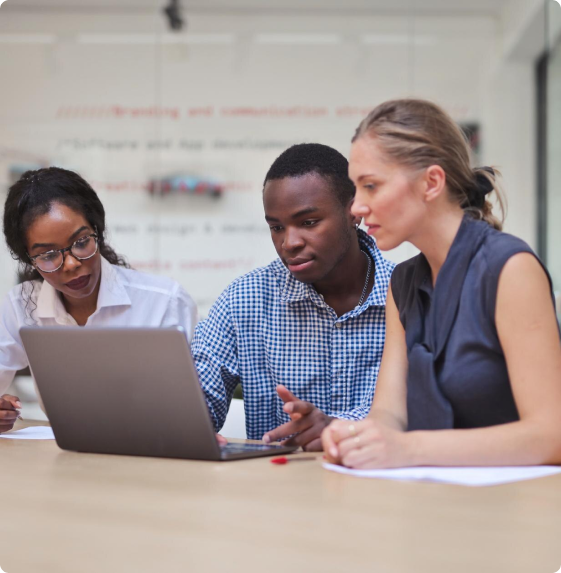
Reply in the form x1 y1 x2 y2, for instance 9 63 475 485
3 167 129 286
263 143 356 207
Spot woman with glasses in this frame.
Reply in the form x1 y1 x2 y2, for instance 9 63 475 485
0 167 197 432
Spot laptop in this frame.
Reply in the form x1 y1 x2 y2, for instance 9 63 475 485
19 326 297 461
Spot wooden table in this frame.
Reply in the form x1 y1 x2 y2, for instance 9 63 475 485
1 421 561 573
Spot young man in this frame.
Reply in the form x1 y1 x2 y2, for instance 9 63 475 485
192 143 395 450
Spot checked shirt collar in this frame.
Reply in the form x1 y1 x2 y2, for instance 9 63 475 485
276 229 391 316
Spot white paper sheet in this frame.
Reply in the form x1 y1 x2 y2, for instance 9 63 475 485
323 463 561 487
0 426 55 440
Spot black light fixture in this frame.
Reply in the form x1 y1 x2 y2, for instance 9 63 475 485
163 0 185 32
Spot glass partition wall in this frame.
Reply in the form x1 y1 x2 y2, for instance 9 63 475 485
0 2 511 317
544 0 561 322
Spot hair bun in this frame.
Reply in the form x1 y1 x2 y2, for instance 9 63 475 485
468 166 495 209
474 167 495 196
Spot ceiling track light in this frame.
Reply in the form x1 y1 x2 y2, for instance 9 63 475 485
163 0 185 32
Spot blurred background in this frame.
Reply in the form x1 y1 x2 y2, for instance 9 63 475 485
0 0 560 429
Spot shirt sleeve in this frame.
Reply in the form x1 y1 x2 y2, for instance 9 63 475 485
190 288 240 432
0 291 30 395
331 384 375 422
162 283 198 343
332 405 371 422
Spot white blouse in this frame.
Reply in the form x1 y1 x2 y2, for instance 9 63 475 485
0 257 197 394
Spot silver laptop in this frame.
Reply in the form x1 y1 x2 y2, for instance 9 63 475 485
20 326 297 461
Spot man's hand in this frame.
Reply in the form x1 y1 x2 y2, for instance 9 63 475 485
0 394 22 433
262 385 334 451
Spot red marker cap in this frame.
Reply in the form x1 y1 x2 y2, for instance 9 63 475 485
270 456 317 464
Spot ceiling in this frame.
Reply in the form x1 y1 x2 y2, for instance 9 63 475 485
3 0 514 16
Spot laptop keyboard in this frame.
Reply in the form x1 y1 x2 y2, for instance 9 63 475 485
220 443 286 453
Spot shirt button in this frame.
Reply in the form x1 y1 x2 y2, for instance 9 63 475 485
335 322 344 329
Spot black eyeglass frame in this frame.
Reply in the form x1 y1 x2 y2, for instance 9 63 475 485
27 232 99 273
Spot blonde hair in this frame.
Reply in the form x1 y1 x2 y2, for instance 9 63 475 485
353 99 505 230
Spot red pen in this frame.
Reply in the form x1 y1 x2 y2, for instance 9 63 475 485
271 456 317 464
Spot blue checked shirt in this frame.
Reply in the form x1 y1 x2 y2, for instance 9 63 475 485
191 230 395 440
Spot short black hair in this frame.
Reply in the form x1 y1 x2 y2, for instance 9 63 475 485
263 143 355 206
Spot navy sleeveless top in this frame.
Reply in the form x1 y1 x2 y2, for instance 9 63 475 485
391 215 556 431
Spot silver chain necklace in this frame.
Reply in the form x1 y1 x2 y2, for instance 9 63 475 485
357 251 372 307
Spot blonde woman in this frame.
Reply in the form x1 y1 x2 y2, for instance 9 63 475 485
322 99 561 468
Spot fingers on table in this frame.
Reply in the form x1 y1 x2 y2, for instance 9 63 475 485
322 420 373 461
336 421 376 453
0 409 19 422
302 437 323 452
0 395 22 410
0 408 18 432
282 425 323 450
321 424 342 462
0 423 16 433
264 415 312 443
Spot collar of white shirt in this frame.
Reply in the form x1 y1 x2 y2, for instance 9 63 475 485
35 257 132 325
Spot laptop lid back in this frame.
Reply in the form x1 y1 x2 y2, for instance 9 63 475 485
20 327 222 460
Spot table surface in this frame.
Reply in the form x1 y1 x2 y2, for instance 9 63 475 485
1 420 561 573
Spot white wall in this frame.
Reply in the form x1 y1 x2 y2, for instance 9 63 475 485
0 4 544 316
481 60 537 246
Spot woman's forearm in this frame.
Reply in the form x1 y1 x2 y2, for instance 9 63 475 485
408 420 561 467
369 407 407 432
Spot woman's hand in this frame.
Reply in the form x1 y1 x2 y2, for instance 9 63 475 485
321 418 414 469
0 394 22 433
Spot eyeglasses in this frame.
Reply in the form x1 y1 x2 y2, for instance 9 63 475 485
28 233 99 273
